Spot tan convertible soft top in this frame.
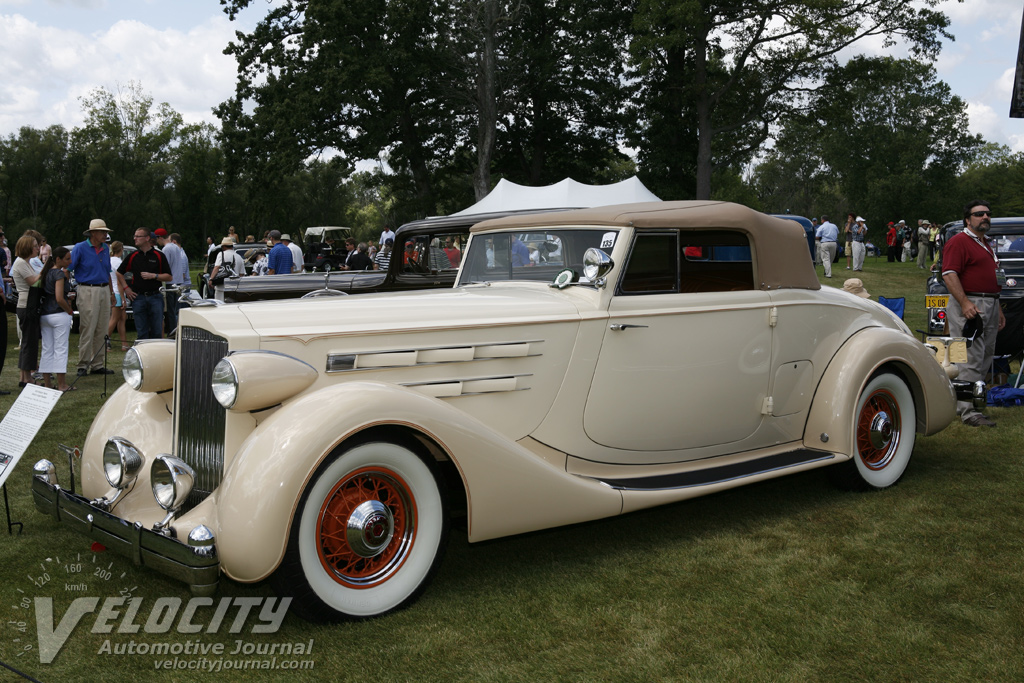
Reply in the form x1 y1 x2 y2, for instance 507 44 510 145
471 200 820 291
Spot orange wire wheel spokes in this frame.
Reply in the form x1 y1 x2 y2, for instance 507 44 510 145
856 388 901 470
317 466 417 588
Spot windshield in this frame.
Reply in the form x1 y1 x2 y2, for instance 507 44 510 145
458 229 617 285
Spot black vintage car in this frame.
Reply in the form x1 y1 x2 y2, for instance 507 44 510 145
925 218 1024 358
217 209 567 303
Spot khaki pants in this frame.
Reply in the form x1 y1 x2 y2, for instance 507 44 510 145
946 295 999 421
77 285 112 371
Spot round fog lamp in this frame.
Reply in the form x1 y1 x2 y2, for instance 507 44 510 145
123 348 143 389
151 455 195 512
583 248 613 281
102 438 143 489
211 358 238 409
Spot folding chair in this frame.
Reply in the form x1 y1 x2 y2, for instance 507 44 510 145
993 298 1024 388
877 296 905 320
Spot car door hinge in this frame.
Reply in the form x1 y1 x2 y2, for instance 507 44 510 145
761 397 774 415
769 306 778 327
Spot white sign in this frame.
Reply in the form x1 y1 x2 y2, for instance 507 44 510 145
0 385 62 489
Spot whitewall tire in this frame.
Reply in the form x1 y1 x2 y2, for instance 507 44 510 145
275 439 448 621
831 373 916 490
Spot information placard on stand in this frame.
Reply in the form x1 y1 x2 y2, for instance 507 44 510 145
0 385 63 534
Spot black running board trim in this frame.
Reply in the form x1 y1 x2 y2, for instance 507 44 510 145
596 450 836 491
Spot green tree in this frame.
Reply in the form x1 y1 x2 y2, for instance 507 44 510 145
71 82 182 234
628 0 952 200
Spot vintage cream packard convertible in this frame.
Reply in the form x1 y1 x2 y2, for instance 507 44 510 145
33 202 977 622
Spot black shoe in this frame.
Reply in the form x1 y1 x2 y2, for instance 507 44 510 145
90 368 115 375
0 390 10 395
77 368 88 376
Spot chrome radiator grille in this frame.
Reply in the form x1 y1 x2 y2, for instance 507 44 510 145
175 326 228 510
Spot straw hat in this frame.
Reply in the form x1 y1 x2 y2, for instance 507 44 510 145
842 278 870 298
88 218 110 232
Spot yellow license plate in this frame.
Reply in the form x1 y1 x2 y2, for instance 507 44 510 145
926 295 948 308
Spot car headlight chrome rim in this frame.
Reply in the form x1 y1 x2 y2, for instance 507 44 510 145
583 248 613 282
102 437 143 489
151 455 195 512
123 348 143 389
211 358 239 409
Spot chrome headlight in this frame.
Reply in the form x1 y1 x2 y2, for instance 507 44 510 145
211 358 239 409
151 455 195 512
123 348 143 389
122 340 176 392
211 351 318 412
103 438 144 489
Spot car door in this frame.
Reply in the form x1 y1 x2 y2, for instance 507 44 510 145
583 230 773 452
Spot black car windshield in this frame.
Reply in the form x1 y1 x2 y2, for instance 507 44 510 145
458 229 618 285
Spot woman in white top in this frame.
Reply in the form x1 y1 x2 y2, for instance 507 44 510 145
107 241 129 351
11 234 42 386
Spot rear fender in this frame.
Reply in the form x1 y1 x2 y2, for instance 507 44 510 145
803 327 956 457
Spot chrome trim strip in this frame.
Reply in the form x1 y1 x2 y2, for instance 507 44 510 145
400 374 532 387
326 354 543 373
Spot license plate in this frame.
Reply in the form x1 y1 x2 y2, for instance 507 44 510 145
926 295 948 308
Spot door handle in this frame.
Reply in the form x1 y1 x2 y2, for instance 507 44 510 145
610 323 648 331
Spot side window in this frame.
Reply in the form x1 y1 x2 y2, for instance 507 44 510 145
620 233 679 294
679 230 754 292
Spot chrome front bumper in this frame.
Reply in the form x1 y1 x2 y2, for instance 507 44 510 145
32 472 220 596
951 379 987 410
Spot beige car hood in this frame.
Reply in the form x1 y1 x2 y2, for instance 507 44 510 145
230 285 587 340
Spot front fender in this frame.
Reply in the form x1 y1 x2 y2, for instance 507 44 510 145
803 327 956 456
216 381 621 583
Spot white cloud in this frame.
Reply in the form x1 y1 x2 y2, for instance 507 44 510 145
0 11 241 136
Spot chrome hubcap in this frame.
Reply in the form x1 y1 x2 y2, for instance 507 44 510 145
869 412 893 450
346 500 395 558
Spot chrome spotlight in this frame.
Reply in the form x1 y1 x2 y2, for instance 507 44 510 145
151 455 195 532
102 438 143 489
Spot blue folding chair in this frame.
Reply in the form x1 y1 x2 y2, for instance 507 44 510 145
877 296 905 320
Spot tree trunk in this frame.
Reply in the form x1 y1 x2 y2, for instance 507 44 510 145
694 27 713 200
473 0 499 201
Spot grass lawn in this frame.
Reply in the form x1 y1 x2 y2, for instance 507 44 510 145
1 259 1022 682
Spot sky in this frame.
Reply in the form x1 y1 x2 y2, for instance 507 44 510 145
1 0 1023 152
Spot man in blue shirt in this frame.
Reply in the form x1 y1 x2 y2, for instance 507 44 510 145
70 219 115 375
814 215 839 278
267 230 293 275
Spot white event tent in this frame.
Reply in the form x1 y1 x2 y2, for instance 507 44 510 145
450 176 661 216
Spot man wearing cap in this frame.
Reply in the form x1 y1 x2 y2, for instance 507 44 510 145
942 199 1006 427
119 229 171 340
70 219 115 375
282 234 304 273
266 230 293 275
154 229 187 333
851 216 867 271
917 221 931 269
814 215 839 278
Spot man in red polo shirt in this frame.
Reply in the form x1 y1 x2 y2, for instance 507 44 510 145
942 199 1006 427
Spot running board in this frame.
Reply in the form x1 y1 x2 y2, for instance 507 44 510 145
595 450 837 491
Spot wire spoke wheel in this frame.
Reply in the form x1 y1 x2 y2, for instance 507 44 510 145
317 466 416 587
855 389 901 470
